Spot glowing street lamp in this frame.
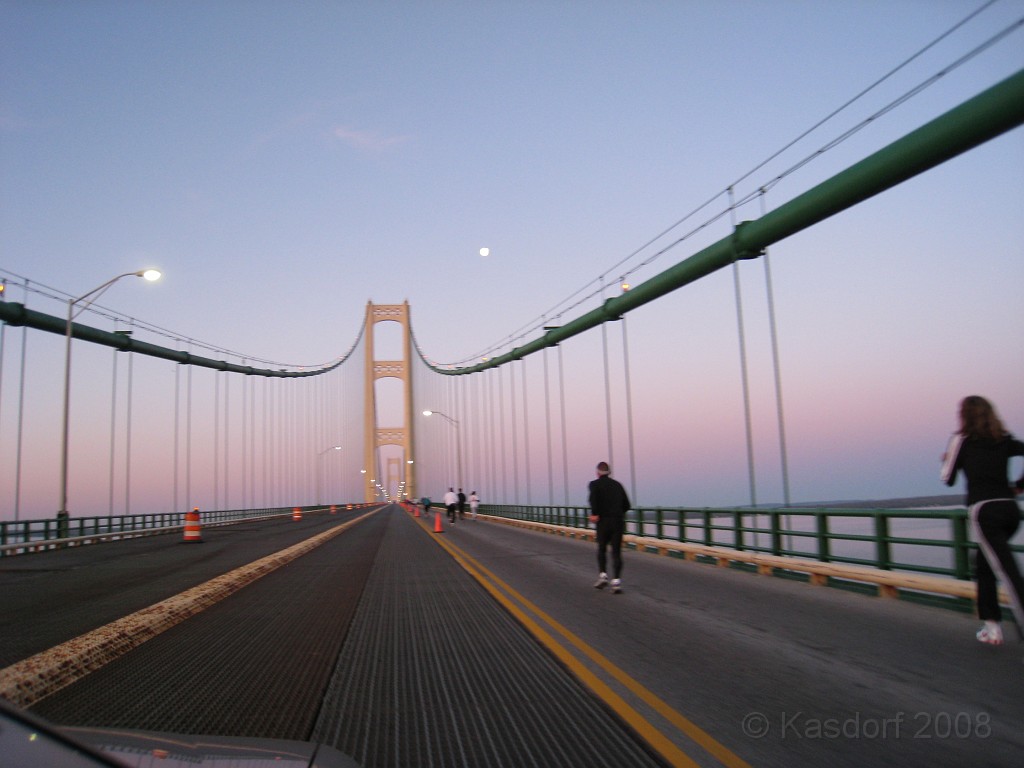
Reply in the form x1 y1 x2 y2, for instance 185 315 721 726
422 409 463 488
59 269 161 526
316 445 343 505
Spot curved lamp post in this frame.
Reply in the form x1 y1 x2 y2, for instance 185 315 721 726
422 409 462 489
59 269 161 524
316 445 343 505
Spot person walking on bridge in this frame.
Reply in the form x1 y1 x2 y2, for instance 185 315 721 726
444 487 458 525
457 488 467 520
941 395 1024 646
589 461 631 594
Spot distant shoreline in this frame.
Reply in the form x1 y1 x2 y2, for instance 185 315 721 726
786 494 965 509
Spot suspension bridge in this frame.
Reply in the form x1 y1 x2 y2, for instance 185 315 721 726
0 66 1021 768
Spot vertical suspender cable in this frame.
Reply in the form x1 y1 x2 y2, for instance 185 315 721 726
465 374 473 495
760 190 792 507
471 373 480 498
491 368 499 501
224 369 231 509
509 360 519 503
0 317 8 515
729 187 758 507
621 316 638 504
444 375 452 485
241 362 248 511
124 329 135 515
761 189 790 507
186 348 193 509
281 378 287 506
286 378 292 505
214 373 220 509
543 346 555 504
261 377 269 508
521 358 531 505
601 317 614 468
453 374 460 492
498 358 507 501
286 378 292 504
252 371 258 508
558 343 569 506
173 359 180 514
479 371 486 500
14 322 29 521
109 348 119 515
273 379 280 507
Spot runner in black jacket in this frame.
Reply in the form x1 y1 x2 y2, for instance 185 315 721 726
589 461 631 594
941 395 1024 645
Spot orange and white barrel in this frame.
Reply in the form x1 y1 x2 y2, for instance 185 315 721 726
292 507 302 521
183 507 202 543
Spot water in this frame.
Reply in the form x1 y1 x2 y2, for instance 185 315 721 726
635 507 1024 576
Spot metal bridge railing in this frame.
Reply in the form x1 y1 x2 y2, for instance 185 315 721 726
8 502 1020 591
481 504 1022 583
0 506 317 556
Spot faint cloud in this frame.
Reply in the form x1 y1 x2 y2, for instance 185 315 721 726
332 126 410 151
248 111 318 151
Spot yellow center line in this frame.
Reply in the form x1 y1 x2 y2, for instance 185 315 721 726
418 513 753 768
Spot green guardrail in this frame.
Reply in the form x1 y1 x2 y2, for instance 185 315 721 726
478 504 1022 583
0 504 360 555
7 503 1019 587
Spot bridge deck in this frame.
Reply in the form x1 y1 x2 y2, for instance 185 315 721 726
1 504 1021 767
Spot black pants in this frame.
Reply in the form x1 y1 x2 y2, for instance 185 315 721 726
447 504 457 522
970 499 1024 633
595 518 624 579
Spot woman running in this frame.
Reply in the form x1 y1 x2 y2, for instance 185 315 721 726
941 395 1024 645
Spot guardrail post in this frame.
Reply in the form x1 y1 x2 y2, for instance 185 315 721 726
875 513 892 571
952 513 971 581
733 509 744 552
815 511 831 563
770 511 783 556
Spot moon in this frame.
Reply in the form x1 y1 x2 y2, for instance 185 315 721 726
479 247 490 257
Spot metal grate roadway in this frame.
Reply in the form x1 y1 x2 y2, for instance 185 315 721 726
310 508 667 768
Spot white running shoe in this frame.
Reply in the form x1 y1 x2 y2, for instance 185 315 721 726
976 623 1003 645
611 578 622 594
593 573 609 589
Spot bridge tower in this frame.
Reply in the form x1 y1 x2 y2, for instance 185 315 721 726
362 302 415 503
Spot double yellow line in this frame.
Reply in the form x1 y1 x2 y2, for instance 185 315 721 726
422 518 753 768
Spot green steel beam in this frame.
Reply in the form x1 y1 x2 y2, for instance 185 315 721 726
437 67 1024 375
0 300 350 378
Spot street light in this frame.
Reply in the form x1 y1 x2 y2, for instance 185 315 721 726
422 409 463 489
316 445 343 505
59 269 161 526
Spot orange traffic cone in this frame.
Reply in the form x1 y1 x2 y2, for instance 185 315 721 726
433 509 444 533
414 503 421 518
183 507 203 543
330 505 337 514
292 507 302 521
